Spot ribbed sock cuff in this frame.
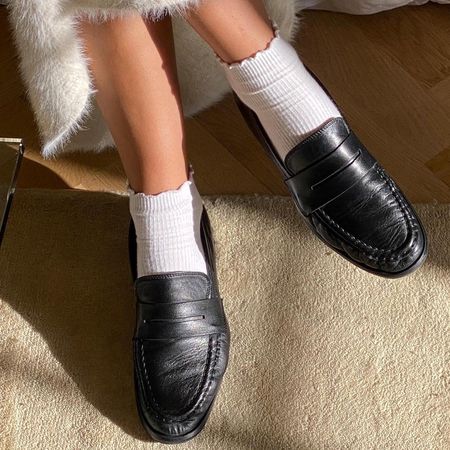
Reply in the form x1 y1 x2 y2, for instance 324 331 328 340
216 20 301 92
127 164 195 213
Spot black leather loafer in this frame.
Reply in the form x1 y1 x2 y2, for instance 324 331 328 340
233 68 427 278
128 206 230 443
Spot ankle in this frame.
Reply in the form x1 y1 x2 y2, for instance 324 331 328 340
127 164 190 196
217 26 276 66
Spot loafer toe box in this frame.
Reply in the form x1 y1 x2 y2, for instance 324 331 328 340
312 166 427 277
134 332 229 442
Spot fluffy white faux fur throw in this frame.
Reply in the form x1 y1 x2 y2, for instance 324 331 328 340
5 0 301 159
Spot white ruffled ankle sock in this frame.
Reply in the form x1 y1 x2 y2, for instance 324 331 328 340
127 166 207 277
218 22 342 161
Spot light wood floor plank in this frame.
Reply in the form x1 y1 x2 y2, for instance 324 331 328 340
298 9 450 202
347 5 450 89
186 118 272 194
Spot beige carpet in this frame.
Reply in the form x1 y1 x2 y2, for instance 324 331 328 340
0 188 449 450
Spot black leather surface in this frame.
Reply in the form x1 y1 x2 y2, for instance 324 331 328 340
128 207 230 441
234 92 427 277
285 125 377 215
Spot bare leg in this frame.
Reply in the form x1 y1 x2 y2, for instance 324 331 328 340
77 13 188 195
183 0 274 63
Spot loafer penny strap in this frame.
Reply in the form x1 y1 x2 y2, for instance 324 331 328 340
284 131 376 216
135 298 227 340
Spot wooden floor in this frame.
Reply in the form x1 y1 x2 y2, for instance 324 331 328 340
1 4 449 202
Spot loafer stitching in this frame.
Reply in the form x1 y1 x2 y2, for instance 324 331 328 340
316 166 419 262
187 333 222 418
139 335 211 417
137 333 222 423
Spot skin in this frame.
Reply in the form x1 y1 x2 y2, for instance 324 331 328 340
77 0 275 195
183 0 275 64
